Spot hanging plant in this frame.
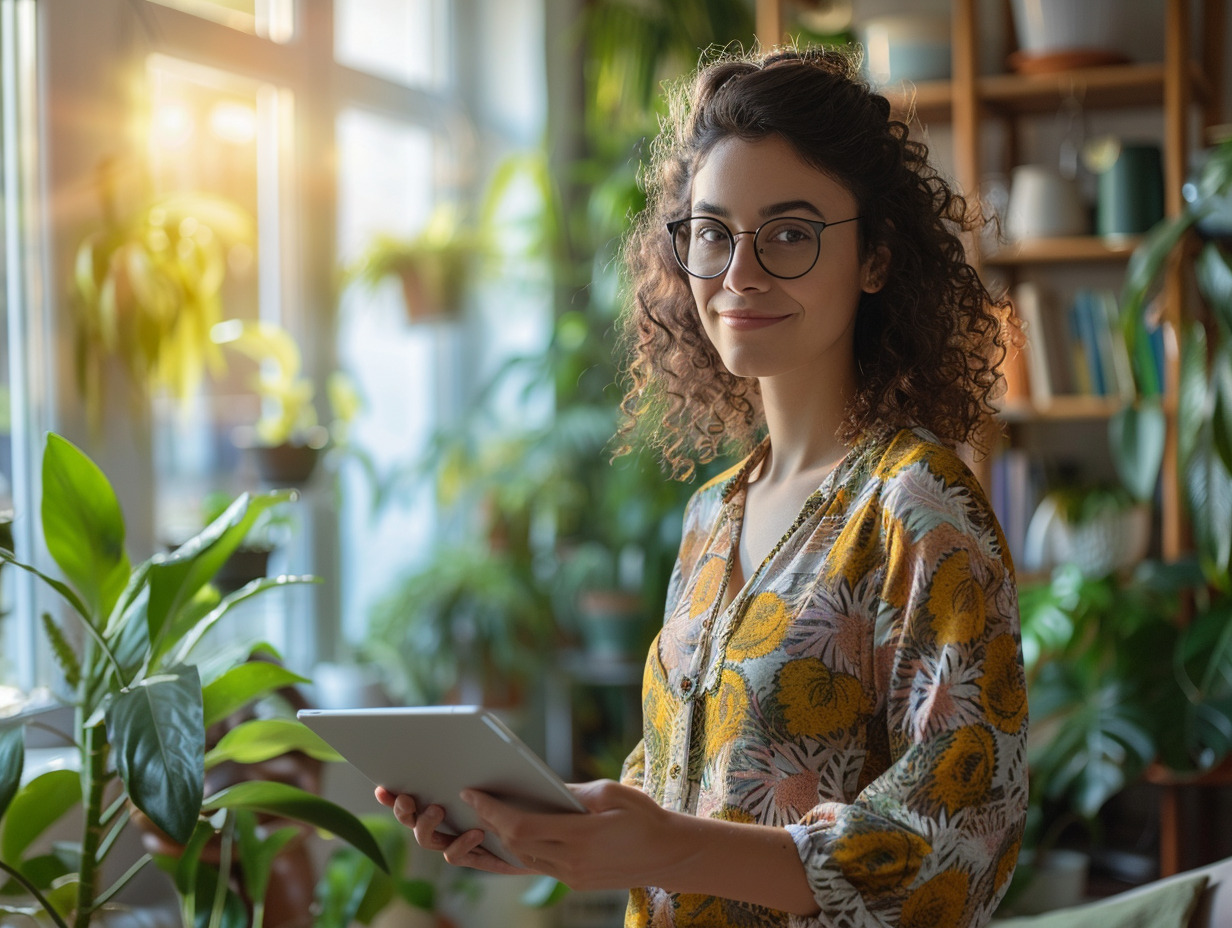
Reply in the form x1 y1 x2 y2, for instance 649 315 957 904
73 192 255 425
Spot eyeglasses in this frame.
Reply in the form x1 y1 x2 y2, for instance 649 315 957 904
666 215 860 280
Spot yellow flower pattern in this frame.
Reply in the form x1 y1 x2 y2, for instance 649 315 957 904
928 725 997 815
778 658 869 739
831 826 931 894
704 668 748 757
622 429 1028 928
901 870 971 928
727 591 790 661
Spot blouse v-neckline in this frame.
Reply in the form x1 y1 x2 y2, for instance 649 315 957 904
715 437 854 616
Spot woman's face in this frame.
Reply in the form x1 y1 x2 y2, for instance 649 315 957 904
684 134 884 390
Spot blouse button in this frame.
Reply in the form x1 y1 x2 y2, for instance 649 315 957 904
680 676 693 694
669 763 682 780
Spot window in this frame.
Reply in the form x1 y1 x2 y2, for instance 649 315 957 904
2 0 551 691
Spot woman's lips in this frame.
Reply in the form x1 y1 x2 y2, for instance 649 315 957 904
717 311 791 330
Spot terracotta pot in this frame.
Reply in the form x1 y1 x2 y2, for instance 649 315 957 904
253 442 320 486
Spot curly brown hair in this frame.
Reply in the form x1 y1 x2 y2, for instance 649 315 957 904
616 44 1012 480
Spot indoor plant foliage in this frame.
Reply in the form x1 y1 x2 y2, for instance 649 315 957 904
0 434 385 927
73 192 254 426
1118 133 1232 586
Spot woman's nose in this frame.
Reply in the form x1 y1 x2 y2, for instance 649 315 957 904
723 232 771 291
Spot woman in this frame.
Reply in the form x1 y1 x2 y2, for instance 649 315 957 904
378 45 1028 928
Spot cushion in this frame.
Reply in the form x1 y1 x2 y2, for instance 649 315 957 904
992 872 1208 928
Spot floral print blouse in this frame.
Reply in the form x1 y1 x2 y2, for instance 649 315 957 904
620 428 1029 928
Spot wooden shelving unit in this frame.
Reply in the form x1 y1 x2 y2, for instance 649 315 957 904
756 0 1227 883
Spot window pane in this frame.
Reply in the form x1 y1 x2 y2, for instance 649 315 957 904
144 0 294 42
143 55 315 668
335 107 440 645
335 0 445 88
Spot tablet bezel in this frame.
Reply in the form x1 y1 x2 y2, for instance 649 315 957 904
297 705 586 867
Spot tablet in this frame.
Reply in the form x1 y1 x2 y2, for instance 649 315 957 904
297 705 587 866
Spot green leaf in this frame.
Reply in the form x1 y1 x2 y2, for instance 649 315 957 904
1185 420 1232 590
1180 322 1209 468
204 718 340 769
191 862 248 928
522 875 570 907
1196 242 1232 339
201 781 387 873
0 549 91 623
315 845 384 928
0 769 81 863
233 810 300 915
146 490 294 657
167 574 320 666
1108 399 1166 502
106 665 204 844
41 433 130 620
1213 344 1232 473
41 614 81 690
399 878 436 912
0 726 24 823
201 662 309 729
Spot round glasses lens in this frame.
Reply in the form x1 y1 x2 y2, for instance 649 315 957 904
674 219 732 277
754 218 821 278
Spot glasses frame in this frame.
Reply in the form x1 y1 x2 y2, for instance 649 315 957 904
665 215 860 280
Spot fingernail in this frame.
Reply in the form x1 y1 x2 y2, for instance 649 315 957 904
459 790 476 804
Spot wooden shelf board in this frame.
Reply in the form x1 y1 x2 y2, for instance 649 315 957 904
979 62 1172 113
998 396 1125 422
885 80 953 127
984 235 1143 265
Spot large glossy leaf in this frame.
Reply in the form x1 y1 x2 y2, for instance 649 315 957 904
1185 420 1232 590
204 718 340 769
0 726 23 823
202 781 387 872
0 769 81 863
167 574 320 666
1196 242 1232 339
1120 212 1196 390
1212 344 1232 473
0 729 22 823
1109 399 1166 502
145 490 294 655
41 433 130 621
1180 322 1210 469
201 662 309 729
106 665 204 844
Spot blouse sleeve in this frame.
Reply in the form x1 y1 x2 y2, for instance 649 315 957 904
620 739 647 789
784 451 1029 928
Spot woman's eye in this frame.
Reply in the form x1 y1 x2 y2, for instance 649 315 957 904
766 223 815 246
695 223 728 244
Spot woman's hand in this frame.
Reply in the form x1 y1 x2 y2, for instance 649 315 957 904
373 786 533 875
458 779 680 891
375 780 676 888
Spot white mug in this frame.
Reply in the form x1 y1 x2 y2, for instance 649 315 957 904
1005 164 1089 240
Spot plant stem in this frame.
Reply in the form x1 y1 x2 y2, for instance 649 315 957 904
0 858 72 928
72 719 110 928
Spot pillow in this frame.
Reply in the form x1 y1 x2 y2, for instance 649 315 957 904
992 873 1208 928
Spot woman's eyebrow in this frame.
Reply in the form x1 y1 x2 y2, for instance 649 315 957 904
690 198 827 219
761 199 824 218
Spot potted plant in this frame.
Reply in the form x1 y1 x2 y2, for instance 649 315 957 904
362 539 554 709
0 433 386 927
73 191 254 426
210 319 360 486
1115 133 1232 591
347 206 477 324
1007 555 1232 911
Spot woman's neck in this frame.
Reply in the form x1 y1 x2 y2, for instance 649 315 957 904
755 368 856 485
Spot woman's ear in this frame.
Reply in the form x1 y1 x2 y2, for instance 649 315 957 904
862 245 891 294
